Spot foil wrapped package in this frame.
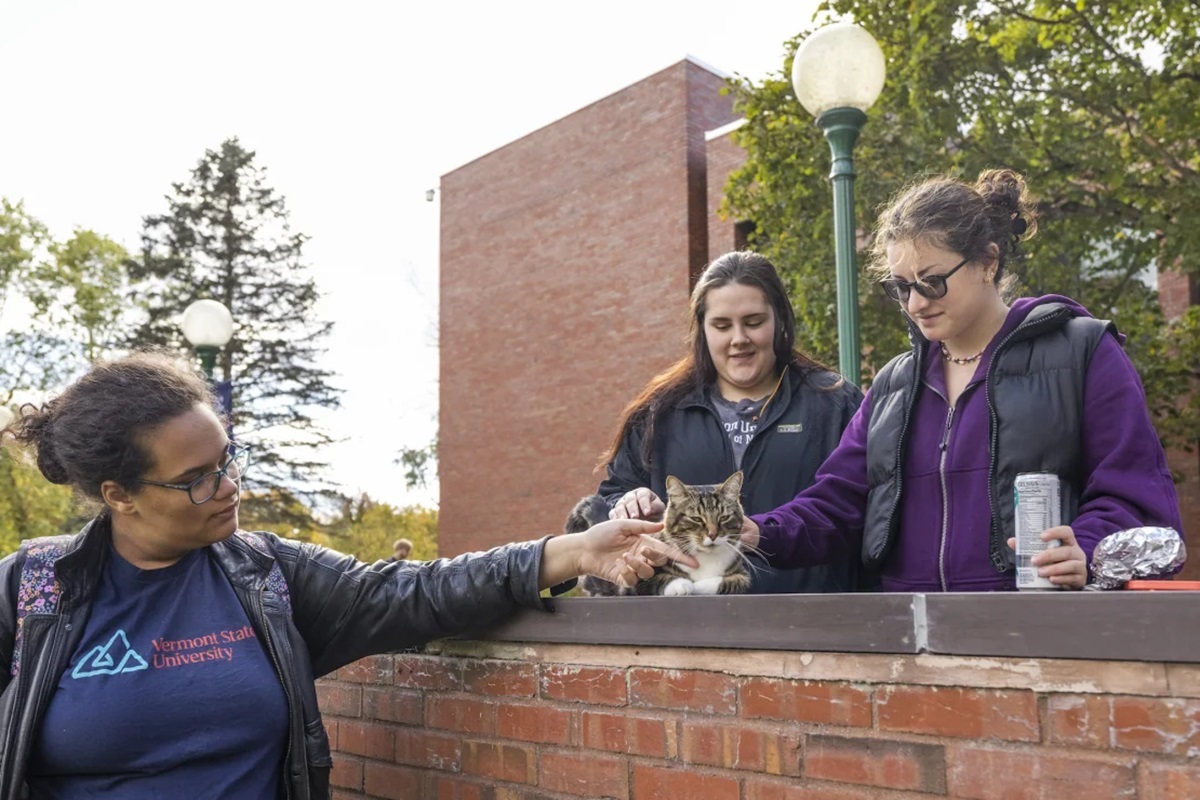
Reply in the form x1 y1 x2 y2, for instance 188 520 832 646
1088 527 1186 590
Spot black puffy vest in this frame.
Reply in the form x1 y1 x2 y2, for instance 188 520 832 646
862 303 1115 572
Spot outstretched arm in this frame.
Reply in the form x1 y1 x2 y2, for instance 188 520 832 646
746 394 872 567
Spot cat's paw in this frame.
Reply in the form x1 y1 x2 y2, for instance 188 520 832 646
663 578 695 596
692 577 723 595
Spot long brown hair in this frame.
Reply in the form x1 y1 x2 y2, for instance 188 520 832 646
598 251 833 469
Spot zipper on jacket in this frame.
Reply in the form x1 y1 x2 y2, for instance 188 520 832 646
937 406 955 591
258 586 295 800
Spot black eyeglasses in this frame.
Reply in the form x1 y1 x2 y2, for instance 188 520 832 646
138 444 251 505
879 257 971 303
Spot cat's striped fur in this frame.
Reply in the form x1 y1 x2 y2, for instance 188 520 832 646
567 472 751 597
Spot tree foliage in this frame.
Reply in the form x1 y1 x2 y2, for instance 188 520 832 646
397 437 438 492
0 450 78 557
27 230 131 363
127 138 341 499
724 0 1199 449
327 494 439 563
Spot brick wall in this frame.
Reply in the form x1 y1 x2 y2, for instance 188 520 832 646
1158 268 1197 322
706 120 749 263
438 59 736 558
320 642 1200 799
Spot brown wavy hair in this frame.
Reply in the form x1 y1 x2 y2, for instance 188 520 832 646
598 251 834 469
1 351 217 502
868 168 1039 296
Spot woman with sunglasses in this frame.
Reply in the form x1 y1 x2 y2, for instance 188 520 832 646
0 351 689 798
741 169 1182 592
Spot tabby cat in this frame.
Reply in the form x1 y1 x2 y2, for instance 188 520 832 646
565 472 751 596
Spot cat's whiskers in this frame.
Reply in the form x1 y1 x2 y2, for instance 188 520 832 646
724 536 769 576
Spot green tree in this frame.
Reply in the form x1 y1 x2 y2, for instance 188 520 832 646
0 198 46 314
0 200 80 400
397 437 437 492
330 494 438 562
238 487 332 545
0 450 77 556
724 0 1199 449
26 230 131 363
126 138 340 500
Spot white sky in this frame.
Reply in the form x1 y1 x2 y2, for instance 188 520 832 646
0 0 823 509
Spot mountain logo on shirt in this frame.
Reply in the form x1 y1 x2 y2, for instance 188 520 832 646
71 629 149 679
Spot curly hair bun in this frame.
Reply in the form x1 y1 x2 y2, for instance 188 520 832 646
975 168 1038 242
12 403 71 485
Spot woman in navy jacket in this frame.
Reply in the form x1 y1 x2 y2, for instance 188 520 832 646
596 251 864 593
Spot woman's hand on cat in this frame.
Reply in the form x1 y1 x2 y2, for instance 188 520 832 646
739 517 761 550
609 487 666 522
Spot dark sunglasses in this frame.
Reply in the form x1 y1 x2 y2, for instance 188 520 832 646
879 257 971 303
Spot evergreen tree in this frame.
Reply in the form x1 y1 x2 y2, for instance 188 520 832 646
127 138 340 499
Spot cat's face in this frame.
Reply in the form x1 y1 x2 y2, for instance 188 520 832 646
662 472 745 551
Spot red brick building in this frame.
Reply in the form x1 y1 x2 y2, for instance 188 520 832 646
438 59 737 557
438 58 1197 569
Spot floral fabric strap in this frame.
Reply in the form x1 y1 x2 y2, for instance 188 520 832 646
11 538 69 679
233 530 293 620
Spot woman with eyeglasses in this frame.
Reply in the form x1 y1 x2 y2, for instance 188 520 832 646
741 169 1182 592
0 351 690 798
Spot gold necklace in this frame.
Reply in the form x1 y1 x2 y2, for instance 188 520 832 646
750 367 787 423
939 341 985 365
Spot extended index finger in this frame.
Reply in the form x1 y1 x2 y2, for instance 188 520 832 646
638 534 698 568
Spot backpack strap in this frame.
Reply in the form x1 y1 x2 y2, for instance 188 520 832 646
232 530 293 620
11 538 70 679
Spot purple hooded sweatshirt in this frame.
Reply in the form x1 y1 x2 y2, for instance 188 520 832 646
752 295 1184 592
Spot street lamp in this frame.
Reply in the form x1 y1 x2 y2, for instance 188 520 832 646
181 300 235 429
181 299 234 380
791 21 886 387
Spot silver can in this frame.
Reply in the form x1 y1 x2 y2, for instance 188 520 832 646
1014 473 1062 591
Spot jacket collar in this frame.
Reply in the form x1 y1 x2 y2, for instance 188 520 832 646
54 514 112 606
53 514 274 602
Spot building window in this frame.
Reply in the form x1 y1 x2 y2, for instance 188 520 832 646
734 220 756 251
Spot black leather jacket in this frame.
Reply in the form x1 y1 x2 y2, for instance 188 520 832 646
0 515 549 799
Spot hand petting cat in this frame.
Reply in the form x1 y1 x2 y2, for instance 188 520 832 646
609 487 666 521
539 519 699 590
739 516 761 551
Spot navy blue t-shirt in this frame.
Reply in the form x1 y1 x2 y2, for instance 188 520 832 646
28 545 289 799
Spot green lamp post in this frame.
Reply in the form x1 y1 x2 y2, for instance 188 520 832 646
182 299 235 432
791 21 886 387
181 299 234 380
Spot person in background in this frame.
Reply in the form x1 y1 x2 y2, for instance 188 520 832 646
390 537 413 561
0 351 691 799
598 250 865 593
742 169 1183 591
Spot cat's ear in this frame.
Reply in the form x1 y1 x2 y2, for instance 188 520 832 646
719 471 744 499
665 475 689 501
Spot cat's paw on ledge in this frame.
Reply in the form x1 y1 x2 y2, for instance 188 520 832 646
663 578 695 596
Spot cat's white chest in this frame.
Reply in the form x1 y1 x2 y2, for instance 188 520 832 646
681 545 740 581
